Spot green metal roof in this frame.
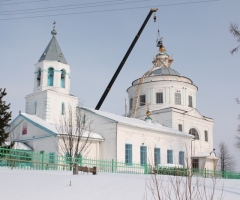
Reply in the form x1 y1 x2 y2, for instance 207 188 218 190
38 36 67 64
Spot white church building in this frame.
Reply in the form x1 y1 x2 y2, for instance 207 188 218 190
6 25 219 171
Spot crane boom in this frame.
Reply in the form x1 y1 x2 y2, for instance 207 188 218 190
95 8 158 110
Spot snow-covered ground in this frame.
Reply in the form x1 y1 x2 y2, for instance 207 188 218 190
1 168 240 200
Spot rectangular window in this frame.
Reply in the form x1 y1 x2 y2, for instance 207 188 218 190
175 93 181 105
139 95 146 106
192 158 199 169
178 124 182 132
179 151 185 166
125 144 132 165
167 150 173 164
205 131 208 142
49 153 55 164
188 95 193 107
140 146 147 165
156 93 163 104
129 98 133 111
154 148 161 166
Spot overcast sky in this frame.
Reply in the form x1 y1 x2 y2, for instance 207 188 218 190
1 0 240 169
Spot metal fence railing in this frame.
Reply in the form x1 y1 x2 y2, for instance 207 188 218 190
0 148 240 179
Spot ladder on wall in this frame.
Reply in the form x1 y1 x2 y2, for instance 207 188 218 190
129 61 158 118
129 56 173 118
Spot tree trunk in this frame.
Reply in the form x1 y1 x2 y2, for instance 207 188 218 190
73 163 78 175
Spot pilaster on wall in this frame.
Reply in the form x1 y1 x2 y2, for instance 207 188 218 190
169 87 172 104
166 88 169 104
185 88 188 107
182 88 185 106
193 93 197 108
146 89 151 105
150 88 153 105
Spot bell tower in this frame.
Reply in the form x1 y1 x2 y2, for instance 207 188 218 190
25 22 78 124
34 21 70 95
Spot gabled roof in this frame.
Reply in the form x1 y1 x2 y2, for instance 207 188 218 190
81 107 192 138
38 36 67 64
9 113 103 140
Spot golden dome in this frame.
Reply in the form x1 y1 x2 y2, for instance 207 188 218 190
159 45 166 53
146 110 151 117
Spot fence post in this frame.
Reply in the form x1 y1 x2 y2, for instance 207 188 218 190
144 164 147 174
80 156 82 166
111 159 114 173
41 152 44 170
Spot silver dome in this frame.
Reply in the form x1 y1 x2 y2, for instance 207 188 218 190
149 67 180 76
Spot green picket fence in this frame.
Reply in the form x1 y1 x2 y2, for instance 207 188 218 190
0 148 149 174
155 167 240 179
0 148 240 179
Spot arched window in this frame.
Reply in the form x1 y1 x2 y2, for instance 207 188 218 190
60 69 66 88
34 101 37 114
189 128 199 140
37 69 41 87
48 68 54 86
61 102 65 115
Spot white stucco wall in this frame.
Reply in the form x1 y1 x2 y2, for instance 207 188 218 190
80 108 117 161
25 90 78 124
127 75 198 118
116 123 191 165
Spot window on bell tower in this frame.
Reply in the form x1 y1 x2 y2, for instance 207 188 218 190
48 68 54 86
60 69 66 88
37 69 41 87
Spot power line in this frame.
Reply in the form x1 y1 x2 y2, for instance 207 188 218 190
0 0 151 16
0 0 220 21
0 0 49 6
0 0 125 13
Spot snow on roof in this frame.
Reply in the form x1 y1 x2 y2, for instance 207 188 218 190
4 142 32 151
13 142 32 150
81 107 192 138
20 113 57 135
18 113 103 140
193 151 211 157
193 151 218 159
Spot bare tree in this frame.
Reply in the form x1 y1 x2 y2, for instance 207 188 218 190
230 22 240 54
144 146 224 200
234 115 240 150
144 171 224 200
218 141 235 172
7 122 22 148
56 105 93 174
2 123 22 169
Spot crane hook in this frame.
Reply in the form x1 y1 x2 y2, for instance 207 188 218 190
153 14 156 22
